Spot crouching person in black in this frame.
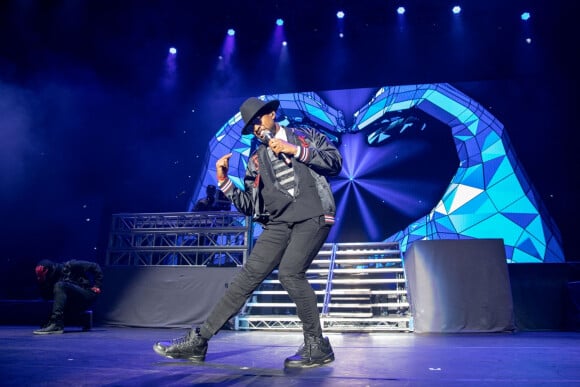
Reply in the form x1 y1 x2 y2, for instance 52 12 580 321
33 259 103 335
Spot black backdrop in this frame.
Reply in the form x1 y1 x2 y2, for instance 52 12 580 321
0 1 579 324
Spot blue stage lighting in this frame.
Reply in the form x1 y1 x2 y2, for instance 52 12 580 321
195 86 565 262
168 47 177 55
276 18 284 26
336 11 345 19
521 12 531 21
227 28 235 36
452 5 461 14
397 7 405 15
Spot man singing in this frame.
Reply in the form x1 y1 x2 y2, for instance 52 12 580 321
153 97 342 368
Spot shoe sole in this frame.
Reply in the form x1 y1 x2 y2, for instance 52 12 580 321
284 353 335 369
33 330 64 335
152 344 205 362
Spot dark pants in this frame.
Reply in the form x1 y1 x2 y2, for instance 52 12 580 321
201 215 331 339
51 281 97 324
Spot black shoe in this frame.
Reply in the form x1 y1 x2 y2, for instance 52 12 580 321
153 327 208 361
33 323 64 335
284 335 335 368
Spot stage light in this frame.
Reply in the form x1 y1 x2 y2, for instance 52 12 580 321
397 7 405 15
227 28 235 36
276 18 284 26
525 38 532 44
452 5 461 14
339 32 344 38
282 41 287 46
169 47 177 55
336 11 345 19
521 12 531 21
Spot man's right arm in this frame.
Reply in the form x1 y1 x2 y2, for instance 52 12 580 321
216 153 256 217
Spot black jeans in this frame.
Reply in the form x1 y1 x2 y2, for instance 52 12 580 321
51 281 97 324
201 215 331 339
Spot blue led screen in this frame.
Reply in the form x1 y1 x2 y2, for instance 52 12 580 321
188 83 564 263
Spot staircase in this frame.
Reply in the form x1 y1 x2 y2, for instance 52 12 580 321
234 241 413 332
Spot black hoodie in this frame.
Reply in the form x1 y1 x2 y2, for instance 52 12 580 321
36 259 103 300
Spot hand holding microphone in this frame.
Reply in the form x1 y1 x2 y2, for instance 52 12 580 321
262 131 294 166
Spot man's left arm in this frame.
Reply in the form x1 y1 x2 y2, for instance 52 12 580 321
88 262 103 294
74 260 103 294
292 128 342 176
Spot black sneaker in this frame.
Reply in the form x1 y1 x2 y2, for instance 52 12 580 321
284 335 335 368
33 323 64 335
153 328 208 361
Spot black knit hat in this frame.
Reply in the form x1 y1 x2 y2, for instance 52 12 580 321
240 97 280 135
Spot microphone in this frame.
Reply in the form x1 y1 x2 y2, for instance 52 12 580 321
262 130 292 166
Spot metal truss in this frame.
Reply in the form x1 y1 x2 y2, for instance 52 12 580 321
106 211 252 266
235 315 413 332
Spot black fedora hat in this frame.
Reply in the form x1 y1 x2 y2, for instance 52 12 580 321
240 97 280 135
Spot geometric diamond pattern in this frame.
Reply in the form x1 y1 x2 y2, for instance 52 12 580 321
188 84 565 263
370 84 564 262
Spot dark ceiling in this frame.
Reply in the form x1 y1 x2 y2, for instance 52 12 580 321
2 0 575 92
0 0 578 270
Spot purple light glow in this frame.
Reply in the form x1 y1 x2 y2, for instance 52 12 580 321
351 182 383 240
354 178 434 216
162 52 177 89
220 34 235 66
328 178 353 242
273 23 286 49
329 131 447 242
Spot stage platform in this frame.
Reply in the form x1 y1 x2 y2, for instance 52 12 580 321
1 326 579 386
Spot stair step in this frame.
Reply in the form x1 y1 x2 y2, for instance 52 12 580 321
306 268 405 274
239 241 410 332
251 289 407 296
326 312 374 318
318 249 401 256
263 278 406 284
312 258 403 265
330 297 370 301
327 303 372 308
330 289 371 295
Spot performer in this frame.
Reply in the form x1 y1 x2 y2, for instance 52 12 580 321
153 97 342 368
33 259 103 334
193 185 218 211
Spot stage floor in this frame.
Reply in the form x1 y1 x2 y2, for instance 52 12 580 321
1 326 579 386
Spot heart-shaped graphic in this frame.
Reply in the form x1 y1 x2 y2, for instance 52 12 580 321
192 84 564 263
